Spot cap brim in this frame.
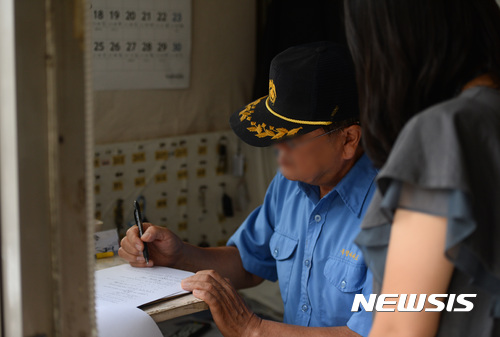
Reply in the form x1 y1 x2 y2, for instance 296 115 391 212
229 96 321 147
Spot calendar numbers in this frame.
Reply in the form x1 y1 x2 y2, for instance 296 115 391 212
125 11 136 21
94 10 104 20
109 10 120 20
94 41 105 52
142 42 152 52
93 9 183 24
172 12 182 22
91 0 190 90
110 42 121 52
93 8 184 24
157 11 167 22
126 42 136 52
173 42 182 52
92 8 184 25
157 42 167 52
142 11 152 21
94 40 172 53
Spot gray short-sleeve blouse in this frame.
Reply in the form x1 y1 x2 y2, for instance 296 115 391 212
355 86 500 336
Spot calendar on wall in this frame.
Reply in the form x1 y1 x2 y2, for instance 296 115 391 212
90 0 191 90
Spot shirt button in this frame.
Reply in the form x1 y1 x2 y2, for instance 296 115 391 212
273 249 279 257
314 214 322 222
304 259 310 267
340 280 347 289
301 304 309 312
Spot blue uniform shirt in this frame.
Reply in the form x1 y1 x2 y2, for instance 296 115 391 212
227 154 378 337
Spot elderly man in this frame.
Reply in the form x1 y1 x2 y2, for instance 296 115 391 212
119 42 377 337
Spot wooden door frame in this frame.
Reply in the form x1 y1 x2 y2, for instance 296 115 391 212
0 0 95 336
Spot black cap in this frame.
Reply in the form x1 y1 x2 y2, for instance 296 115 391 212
230 41 359 147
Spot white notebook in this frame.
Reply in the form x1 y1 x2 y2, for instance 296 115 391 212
96 303 164 337
95 264 194 308
95 264 195 337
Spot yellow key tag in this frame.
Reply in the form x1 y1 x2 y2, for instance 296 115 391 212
132 152 146 163
156 198 167 209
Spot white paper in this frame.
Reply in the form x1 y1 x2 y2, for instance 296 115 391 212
90 0 192 90
96 303 163 337
95 264 194 307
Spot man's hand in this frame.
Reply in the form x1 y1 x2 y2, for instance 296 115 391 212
118 223 184 268
181 270 262 337
118 225 263 289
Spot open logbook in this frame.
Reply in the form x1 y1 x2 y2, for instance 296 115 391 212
95 264 194 337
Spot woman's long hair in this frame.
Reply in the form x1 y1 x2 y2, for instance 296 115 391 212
344 0 500 168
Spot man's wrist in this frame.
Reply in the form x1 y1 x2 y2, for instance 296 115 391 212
172 241 189 269
172 241 201 271
244 314 263 337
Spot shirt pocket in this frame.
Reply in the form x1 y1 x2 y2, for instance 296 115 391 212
269 231 298 304
323 256 367 293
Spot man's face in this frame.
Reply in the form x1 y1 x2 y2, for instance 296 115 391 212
274 128 346 186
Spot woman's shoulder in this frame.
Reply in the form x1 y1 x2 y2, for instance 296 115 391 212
379 86 500 191
406 86 500 133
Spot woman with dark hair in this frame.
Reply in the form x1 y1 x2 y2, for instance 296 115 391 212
344 0 500 336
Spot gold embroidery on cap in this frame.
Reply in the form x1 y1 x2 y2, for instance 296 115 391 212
331 105 339 118
238 95 303 140
269 80 277 105
239 96 266 122
247 123 303 140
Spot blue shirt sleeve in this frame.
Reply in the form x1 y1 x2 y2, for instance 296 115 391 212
346 268 374 337
227 173 281 282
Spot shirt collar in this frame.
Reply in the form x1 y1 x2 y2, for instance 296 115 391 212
298 153 378 217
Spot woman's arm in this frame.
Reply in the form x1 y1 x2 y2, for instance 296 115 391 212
369 209 454 337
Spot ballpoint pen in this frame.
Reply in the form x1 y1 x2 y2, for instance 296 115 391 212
133 200 149 264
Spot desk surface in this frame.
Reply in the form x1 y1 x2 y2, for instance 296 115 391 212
95 255 208 322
